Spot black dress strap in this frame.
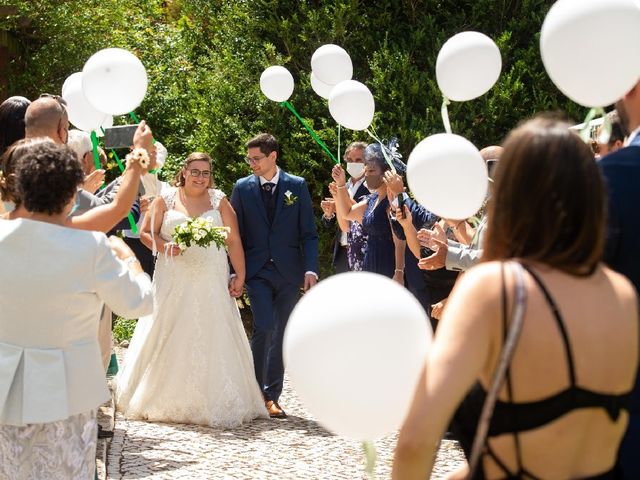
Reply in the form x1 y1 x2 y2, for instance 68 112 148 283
520 264 577 386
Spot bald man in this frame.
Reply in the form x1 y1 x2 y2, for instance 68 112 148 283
24 97 69 144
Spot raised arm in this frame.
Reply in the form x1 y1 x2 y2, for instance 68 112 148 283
66 121 153 233
332 164 367 224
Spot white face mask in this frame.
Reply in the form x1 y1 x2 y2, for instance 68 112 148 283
346 162 365 179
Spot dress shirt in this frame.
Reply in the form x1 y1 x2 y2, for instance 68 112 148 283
626 126 640 147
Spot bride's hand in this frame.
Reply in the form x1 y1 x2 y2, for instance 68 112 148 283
228 276 244 298
163 241 182 257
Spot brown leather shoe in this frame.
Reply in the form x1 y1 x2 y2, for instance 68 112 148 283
265 400 287 418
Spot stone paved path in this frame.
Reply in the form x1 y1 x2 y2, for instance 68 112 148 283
107 348 465 479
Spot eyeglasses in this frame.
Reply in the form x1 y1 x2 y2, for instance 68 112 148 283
245 154 267 165
39 93 68 107
188 169 211 178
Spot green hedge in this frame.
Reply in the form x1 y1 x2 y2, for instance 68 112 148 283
4 0 584 277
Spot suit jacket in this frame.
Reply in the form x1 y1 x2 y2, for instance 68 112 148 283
231 170 319 285
599 141 640 417
75 177 141 230
322 181 370 266
0 219 153 426
445 216 487 272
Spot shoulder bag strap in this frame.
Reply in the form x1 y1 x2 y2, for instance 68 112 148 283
467 261 527 479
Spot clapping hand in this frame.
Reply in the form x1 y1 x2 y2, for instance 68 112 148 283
431 298 447 320
320 197 336 219
331 164 347 187
328 181 338 198
82 169 105 193
417 223 447 249
417 224 448 270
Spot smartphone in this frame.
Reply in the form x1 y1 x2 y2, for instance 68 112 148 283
397 192 406 219
104 125 139 149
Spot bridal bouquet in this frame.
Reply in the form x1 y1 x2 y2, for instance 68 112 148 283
172 217 230 253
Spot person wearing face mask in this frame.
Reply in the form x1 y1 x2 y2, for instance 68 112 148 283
321 141 369 273
332 141 406 282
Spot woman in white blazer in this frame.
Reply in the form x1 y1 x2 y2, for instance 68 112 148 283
0 142 153 479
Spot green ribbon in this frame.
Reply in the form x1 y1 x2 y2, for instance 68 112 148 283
90 131 102 173
362 441 377 479
365 127 396 173
441 96 452 134
280 101 339 164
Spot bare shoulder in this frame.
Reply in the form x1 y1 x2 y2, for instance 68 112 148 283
444 261 506 320
601 265 639 306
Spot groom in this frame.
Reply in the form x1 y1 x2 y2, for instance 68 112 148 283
231 133 319 418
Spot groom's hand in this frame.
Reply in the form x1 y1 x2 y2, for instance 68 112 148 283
304 273 317 292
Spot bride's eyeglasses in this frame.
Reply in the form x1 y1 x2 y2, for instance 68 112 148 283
188 169 211 178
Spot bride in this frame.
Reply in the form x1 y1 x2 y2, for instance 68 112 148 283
115 152 267 427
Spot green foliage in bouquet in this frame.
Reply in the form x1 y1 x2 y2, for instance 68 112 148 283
172 217 229 253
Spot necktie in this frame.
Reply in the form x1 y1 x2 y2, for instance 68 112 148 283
261 182 276 223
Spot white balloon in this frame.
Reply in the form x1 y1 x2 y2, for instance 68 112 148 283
311 44 353 85
436 31 502 102
541 0 640 107
284 272 431 441
82 48 148 115
260 66 294 102
62 72 110 132
407 134 488 220
95 115 113 138
310 72 334 100
328 80 375 131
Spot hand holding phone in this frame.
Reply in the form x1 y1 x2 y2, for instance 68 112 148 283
104 125 139 149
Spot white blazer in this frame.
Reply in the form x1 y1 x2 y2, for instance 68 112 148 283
0 219 153 426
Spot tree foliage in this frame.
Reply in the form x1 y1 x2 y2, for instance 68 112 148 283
2 0 584 275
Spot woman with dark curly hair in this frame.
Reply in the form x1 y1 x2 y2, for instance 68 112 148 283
393 117 638 479
0 142 153 479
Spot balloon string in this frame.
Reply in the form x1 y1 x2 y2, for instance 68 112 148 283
365 128 396 173
362 441 377 479
98 128 138 234
441 96 452 134
337 124 341 164
280 101 339 164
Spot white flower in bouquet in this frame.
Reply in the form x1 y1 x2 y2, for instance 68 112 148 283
172 217 230 253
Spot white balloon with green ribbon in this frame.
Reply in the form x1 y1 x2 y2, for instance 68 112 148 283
82 48 148 116
260 65 338 164
328 80 375 131
260 65 295 102
436 32 502 133
407 133 488 220
540 0 640 142
95 115 113 138
311 44 353 86
284 272 431 476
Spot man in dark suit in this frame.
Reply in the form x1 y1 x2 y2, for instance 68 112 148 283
320 141 369 273
231 133 319 418
600 80 640 479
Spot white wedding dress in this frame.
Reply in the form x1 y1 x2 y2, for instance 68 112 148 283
115 187 267 427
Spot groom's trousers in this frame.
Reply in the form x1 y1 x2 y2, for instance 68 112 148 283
246 262 300 402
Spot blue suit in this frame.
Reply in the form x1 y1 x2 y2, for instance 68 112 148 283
599 136 640 479
231 170 318 401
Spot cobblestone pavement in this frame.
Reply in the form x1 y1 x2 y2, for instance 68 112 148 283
108 348 465 479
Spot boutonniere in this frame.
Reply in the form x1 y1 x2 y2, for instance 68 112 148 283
284 190 298 206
